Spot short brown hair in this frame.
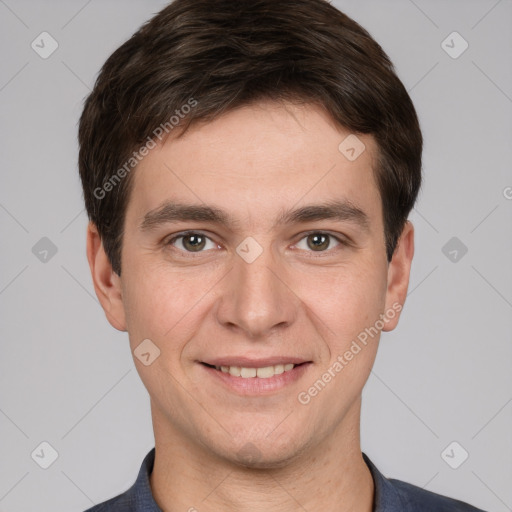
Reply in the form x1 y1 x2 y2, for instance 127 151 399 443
78 0 422 275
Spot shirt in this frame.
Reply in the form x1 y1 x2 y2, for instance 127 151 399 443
84 448 486 511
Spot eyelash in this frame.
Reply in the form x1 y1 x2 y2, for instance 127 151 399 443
164 230 350 257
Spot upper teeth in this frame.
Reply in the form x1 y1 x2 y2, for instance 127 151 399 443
216 364 296 378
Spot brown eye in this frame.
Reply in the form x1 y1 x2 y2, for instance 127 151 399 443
167 232 216 253
295 232 344 253
182 234 206 252
307 233 330 251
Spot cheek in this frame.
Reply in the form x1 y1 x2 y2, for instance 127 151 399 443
294 267 386 421
121 263 181 345
304 263 388 347
121 258 221 359
121 266 207 413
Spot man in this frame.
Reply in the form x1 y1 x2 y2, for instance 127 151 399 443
79 0 485 510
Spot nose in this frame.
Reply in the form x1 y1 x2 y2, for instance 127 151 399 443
214 239 298 339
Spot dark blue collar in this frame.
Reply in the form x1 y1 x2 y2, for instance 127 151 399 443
86 448 485 511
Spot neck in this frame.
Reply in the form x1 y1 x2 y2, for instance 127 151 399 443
149 398 373 512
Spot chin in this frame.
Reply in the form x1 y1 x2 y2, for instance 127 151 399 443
220 434 311 470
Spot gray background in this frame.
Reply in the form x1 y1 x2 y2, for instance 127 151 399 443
0 0 511 510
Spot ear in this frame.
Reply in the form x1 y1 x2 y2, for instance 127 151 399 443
86 221 127 331
382 220 415 332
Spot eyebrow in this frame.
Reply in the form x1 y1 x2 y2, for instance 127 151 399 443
139 199 370 233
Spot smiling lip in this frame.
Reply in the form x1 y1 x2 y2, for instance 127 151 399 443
202 357 309 367
199 359 312 395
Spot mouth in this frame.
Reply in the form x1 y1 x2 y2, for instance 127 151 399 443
201 362 307 379
198 359 312 395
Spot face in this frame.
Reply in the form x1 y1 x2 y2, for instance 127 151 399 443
88 100 413 468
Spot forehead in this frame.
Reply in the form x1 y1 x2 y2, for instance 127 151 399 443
127 101 382 232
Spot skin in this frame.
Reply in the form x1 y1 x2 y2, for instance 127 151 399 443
87 100 414 512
